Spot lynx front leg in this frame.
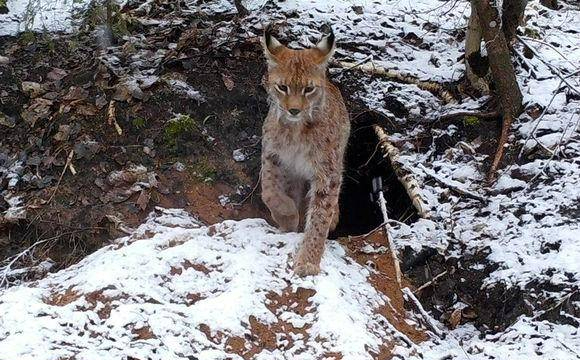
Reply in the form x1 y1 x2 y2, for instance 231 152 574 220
293 176 341 276
261 154 299 232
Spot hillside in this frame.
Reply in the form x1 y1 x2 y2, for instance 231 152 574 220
1 0 580 359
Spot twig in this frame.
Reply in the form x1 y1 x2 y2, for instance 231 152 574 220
518 79 563 159
529 112 578 182
402 287 445 338
46 149 75 205
531 290 578 321
377 189 402 288
519 36 579 70
414 270 450 294
418 163 487 202
0 238 51 287
231 171 262 207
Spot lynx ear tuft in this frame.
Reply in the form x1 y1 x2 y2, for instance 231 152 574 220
314 27 335 65
263 24 284 66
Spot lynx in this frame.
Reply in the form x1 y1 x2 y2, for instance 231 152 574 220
260 26 350 276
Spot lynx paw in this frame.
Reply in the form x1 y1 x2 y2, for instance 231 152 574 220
293 250 320 276
293 262 320 277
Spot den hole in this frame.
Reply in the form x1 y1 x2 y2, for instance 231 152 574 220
330 114 419 238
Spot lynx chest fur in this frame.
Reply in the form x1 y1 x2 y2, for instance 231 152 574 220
260 26 350 277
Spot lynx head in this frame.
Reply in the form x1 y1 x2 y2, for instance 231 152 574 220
262 25 335 123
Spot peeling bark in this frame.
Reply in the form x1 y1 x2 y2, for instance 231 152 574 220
465 4 490 93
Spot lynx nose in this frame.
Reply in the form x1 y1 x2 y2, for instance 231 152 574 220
288 108 301 116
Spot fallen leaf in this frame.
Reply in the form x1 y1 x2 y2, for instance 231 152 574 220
21 81 43 98
53 125 71 142
222 73 235 91
47 68 67 82
136 190 151 211
21 98 53 126
63 86 89 101
449 308 462 329
75 103 99 116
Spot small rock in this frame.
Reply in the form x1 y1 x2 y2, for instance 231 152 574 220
352 5 364 14
233 149 246 162
172 162 186 172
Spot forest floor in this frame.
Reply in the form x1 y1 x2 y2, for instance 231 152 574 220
1 0 580 359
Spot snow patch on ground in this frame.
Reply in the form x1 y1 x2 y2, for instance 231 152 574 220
0 0 91 36
0 209 409 360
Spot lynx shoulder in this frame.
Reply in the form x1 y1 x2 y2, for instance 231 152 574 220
260 26 350 276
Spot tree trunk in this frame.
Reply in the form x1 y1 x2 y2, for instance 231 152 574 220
465 3 490 93
471 0 524 180
473 0 522 117
540 0 558 10
233 0 248 16
502 0 528 44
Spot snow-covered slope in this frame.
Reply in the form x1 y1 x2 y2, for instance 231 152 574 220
0 208 422 360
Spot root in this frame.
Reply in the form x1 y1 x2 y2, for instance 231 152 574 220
486 113 513 183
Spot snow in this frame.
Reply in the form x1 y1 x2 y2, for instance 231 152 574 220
1 0 580 358
0 208 410 359
396 318 580 360
0 0 91 36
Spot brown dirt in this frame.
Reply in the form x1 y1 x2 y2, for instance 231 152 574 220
341 230 428 345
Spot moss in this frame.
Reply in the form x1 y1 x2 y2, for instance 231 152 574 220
132 117 147 129
189 159 218 183
523 27 541 39
164 114 198 152
19 31 36 45
463 115 480 126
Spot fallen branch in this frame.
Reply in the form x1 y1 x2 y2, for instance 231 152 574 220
402 287 445 338
333 60 456 104
437 110 499 123
376 189 402 288
418 163 487 202
374 125 431 218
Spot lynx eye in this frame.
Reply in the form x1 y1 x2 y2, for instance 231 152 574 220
304 86 315 95
276 84 288 93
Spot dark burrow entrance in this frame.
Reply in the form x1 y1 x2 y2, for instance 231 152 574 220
331 114 419 238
